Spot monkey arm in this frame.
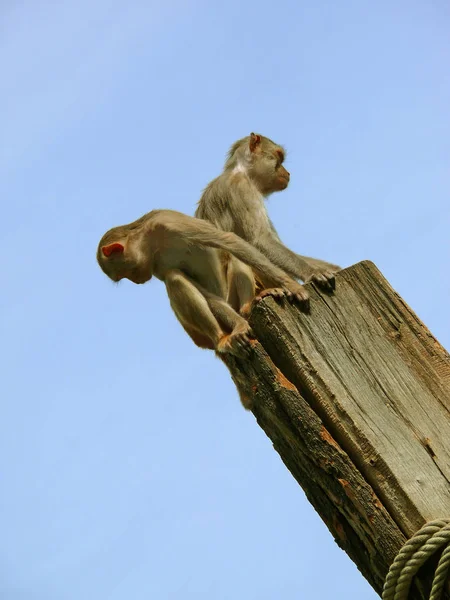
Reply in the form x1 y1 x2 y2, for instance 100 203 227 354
298 255 341 272
254 233 341 293
218 182 314 281
221 182 336 283
261 233 342 284
157 210 305 295
268 219 340 274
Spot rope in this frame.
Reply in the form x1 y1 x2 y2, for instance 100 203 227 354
382 519 450 600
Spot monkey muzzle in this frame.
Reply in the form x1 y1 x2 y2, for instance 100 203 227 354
277 174 290 190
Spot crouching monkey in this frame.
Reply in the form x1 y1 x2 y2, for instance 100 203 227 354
97 209 309 359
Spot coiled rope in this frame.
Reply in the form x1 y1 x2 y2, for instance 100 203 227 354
382 519 450 600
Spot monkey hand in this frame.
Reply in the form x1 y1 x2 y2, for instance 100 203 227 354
217 322 254 358
282 282 310 311
253 283 310 313
304 268 337 292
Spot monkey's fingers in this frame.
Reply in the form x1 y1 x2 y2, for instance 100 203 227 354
234 324 256 355
231 337 253 357
237 339 253 357
285 285 310 313
299 296 311 312
246 326 255 339
308 271 336 292
236 322 255 341
254 288 286 303
218 331 253 358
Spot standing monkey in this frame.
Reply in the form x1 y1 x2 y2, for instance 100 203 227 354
97 209 309 359
195 133 341 315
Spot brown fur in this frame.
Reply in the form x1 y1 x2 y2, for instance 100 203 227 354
97 209 309 364
195 133 341 314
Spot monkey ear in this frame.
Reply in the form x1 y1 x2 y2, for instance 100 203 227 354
249 133 261 152
102 242 124 257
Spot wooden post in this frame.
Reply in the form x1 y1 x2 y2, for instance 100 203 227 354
221 261 450 598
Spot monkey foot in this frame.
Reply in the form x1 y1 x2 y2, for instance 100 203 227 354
305 269 338 292
255 288 286 302
217 324 254 358
239 302 253 319
253 287 310 312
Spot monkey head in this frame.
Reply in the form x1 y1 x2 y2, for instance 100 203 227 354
227 132 290 196
97 222 152 284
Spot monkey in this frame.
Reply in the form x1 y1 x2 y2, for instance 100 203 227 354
195 133 341 316
97 209 310 359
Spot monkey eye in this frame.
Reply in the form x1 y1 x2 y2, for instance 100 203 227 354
275 149 284 163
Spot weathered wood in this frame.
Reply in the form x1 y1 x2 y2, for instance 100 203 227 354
221 261 450 598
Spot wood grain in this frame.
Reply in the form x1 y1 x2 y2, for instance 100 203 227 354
221 261 450 598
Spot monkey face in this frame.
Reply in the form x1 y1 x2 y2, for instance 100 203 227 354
246 135 290 195
250 152 290 194
121 267 151 284
97 237 153 284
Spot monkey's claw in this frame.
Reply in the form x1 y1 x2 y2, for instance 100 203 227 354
283 284 310 312
217 325 254 358
254 288 286 304
293 294 310 312
252 286 310 313
306 270 336 292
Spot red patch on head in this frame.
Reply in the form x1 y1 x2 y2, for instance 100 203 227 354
102 242 124 257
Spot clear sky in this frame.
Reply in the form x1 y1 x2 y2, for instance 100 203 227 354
1 1 449 598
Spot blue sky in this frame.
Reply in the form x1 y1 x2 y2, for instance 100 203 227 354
1 1 449 598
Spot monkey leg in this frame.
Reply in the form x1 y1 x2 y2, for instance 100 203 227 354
184 271 254 357
226 256 256 316
201 289 254 358
177 324 216 350
190 276 254 358
165 270 252 357
165 269 223 349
